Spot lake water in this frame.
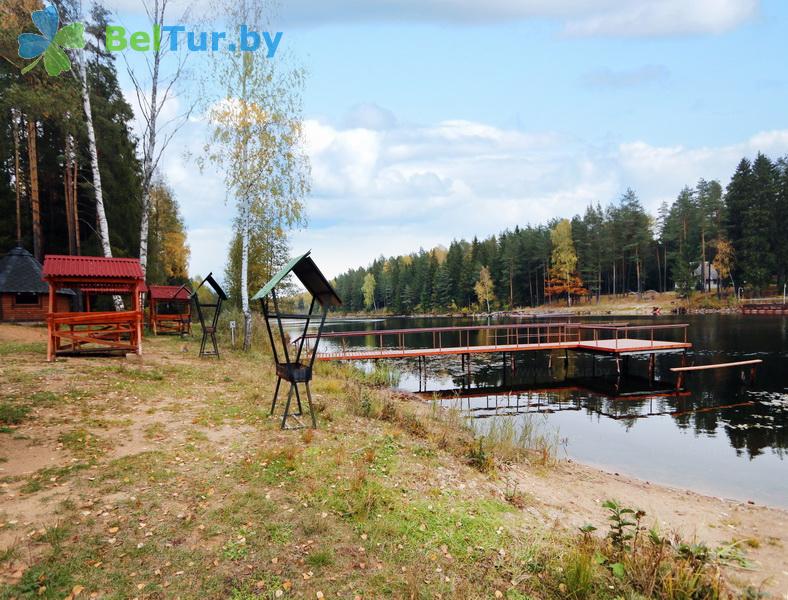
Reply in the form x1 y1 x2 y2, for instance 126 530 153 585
310 314 788 508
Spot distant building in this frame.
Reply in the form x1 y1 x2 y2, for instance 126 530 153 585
0 247 72 322
693 261 719 291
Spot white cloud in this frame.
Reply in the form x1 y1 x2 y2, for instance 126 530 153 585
294 109 788 277
122 86 788 281
103 0 758 37
564 0 759 37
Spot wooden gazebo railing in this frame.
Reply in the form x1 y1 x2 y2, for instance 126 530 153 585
42 256 145 361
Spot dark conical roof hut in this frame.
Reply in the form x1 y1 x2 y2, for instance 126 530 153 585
0 247 72 322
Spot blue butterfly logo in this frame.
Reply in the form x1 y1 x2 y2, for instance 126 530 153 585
18 4 86 77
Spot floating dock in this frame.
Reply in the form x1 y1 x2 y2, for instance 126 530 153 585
740 303 788 315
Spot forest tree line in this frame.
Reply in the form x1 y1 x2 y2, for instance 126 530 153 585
333 153 788 313
0 0 189 285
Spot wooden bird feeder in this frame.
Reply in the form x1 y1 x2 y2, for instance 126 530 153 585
191 273 227 358
252 251 342 429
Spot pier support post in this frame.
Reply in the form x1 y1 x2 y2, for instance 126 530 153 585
622 355 630 376
648 353 656 383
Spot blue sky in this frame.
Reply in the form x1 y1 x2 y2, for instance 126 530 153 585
104 0 788 279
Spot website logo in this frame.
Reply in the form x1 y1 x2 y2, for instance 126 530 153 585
105 26 283 57
17 4 86 76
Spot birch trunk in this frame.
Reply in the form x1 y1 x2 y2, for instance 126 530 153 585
240 209 252 351
79 51 124 310
240 52 252 351
701 231 707 293
138 0 162 275
12 109 22 246
79 54 111 259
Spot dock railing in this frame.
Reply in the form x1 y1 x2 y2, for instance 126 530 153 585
293 321 690 359
295 321 589 356
294 321 644 358
577 323 689 350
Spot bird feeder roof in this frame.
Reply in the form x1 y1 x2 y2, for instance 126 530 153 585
251 251 341 308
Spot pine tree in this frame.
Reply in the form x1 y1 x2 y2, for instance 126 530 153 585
742 153 778 291
725 158 753 289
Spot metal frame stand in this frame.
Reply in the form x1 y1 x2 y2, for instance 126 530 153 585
191 274 227 359
262 290 327 429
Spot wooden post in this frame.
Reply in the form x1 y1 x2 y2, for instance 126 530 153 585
46 282 55 362
134 283 143 356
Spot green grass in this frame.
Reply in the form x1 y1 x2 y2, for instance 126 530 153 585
20 463 91 494
0 333 744 600
0 341 46 356
58 428 111 459
305 549 334 568
0 402 30 425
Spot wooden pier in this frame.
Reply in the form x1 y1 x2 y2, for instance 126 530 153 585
297 322 691 363
740 303 788 315
670 359 762 389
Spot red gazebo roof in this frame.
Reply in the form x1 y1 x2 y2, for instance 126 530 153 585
43 255 144 280
147 284 191 301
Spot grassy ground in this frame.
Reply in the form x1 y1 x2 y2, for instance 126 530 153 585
0 323 752 598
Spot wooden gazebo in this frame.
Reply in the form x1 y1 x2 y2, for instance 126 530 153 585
147 284 191 335
42 255 145 361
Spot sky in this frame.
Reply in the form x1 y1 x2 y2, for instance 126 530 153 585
103 0 788 281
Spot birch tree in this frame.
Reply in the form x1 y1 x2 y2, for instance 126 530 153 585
362 273 376 311
474 266 494 313
201 0 309 350
77 44 111 259
72 1 122 308
123 0 195 275
11 109 23 246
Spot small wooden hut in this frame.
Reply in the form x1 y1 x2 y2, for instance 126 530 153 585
147 284 191 335
42 255 145 361
0 246 72 322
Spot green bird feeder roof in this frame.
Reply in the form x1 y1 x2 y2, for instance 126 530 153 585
252 251 342 308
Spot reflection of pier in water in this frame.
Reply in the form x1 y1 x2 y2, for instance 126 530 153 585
419 377 755 423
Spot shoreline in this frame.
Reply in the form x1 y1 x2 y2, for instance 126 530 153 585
392 387 788 592
326 291 751 319
508 457 788 593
